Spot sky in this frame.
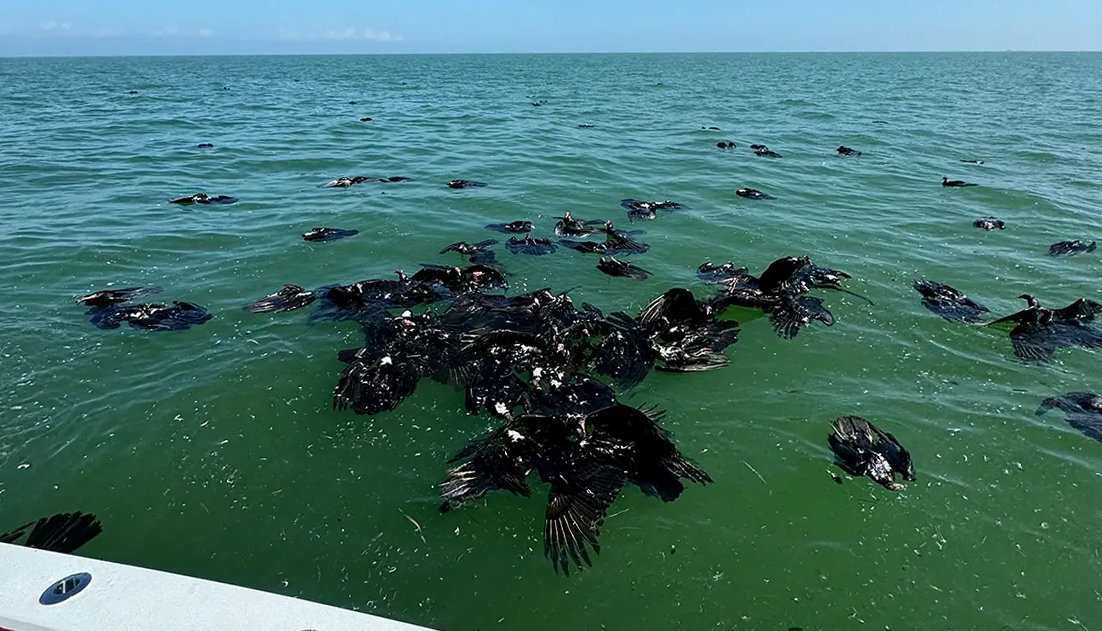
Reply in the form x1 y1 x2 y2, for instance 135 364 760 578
1 0 1100 56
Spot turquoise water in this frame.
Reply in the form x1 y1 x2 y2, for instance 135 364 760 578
3 52 1102 629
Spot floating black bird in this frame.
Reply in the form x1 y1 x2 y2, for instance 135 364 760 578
599 221 649 255
412 263 507 293
1 512 103 554
439 403 710 574
1037 392 1102 443
621 199 684 222
828 416 915 491
440 239 499 266
697 261 749 283
707 256 859 338
973 217 1005 231
1048 240 1096 256
486 220 534 234
169 193 237 205
597 256 650 280
560 239 609 254
735 188 774 200
913 280 989 323
507 233 558 255
554 212 602 237
836 146 861 156
588 313 656 388
321 270 450 318
754 146 782 158
86 300 212 331
323 176 370 188
447 179 487 189
987 294 1102 362
244 284 317 314
303 227 359 242
942 176 977 187
76 286 161 308
768 294 835 339
637 288 739 368
716 141 735 149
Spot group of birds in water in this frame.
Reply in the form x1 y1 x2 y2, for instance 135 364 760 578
12 123 1096 576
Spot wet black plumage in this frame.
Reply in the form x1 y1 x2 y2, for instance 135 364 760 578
828 416 915 491
913 280 989 323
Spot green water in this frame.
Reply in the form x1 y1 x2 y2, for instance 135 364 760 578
2 52 1102 630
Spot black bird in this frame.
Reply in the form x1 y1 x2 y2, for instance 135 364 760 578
302 227 359 242
735 188 774 200
334 352 422 415
942 176 977 187
447 179 487 189
767 294 835 339
599 221 649 255
588 313 656 388
836 146 862 156
244 284 317 313
486 220 534 234
76 286 161 308
439 403 711 574
620 199 684 222
321 270 449 317
323 176 370 188
716 141 735 149
169 193 237 205
560 239 609 254
707 256 856 338
597 256 651 280
440 239 499 266
554 212 602 237
697 261 749 283
1037 392 1102 443
87 301 212 331
637 288 739 368
973 217 1005 231
709 256 852 311
754 146 782 158
1048 240 1096 256
828 416 915 491
913 280 989 323
412 263 508 293
1 512 103 554
987 294 1102 362
507 233 558 255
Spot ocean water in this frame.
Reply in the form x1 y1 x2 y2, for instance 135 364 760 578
2 52 1102 630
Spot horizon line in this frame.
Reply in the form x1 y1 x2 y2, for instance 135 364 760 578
2 49 1101 60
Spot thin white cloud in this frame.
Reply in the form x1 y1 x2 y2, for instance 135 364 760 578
281 26 401 42
198 27 213 37
41 21 72 32
364 28 400 41
323 27 358 40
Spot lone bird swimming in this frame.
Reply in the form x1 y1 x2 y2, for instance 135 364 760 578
942 176 977 187
973 217 1006 231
